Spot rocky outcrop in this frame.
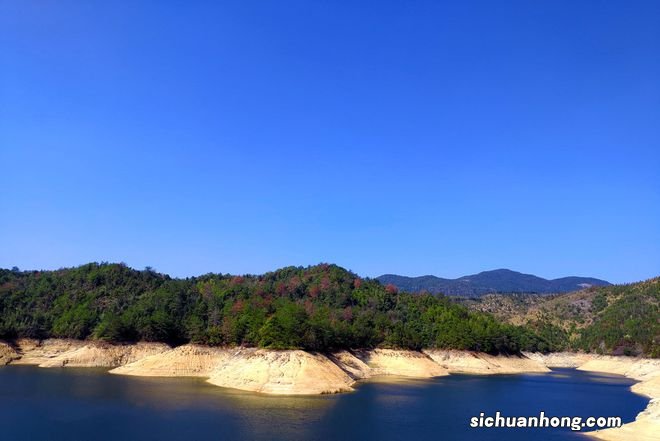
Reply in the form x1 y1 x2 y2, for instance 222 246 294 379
110 344 236 377
39 342 171 368
351 349 449 378
523 351 593 368
10 339 87 365
328 350 372 379
207 349 356 394
8 338 170 368
0 341 20 365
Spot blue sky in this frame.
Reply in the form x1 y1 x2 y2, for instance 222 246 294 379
1 1 658 283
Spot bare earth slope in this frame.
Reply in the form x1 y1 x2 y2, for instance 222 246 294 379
352 349 449 377
207 349 356 394
9 339 170 368
110 344 235 377
425 349 550 374
0 341 19 365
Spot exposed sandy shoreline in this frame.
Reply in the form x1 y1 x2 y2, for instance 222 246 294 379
526 352 660 441
578 358 660 441
1 340 657 439
0 339 550 392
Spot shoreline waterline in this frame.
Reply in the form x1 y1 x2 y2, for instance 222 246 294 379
1 339 658 440
0 363 649 441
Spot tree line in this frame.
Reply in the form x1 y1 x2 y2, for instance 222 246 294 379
0 263 569 353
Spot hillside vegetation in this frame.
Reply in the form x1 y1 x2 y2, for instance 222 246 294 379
0 263 555 354
462 278 660 357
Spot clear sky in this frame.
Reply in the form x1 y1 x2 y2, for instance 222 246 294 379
1 1 658 283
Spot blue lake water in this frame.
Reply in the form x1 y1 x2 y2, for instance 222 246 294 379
0 366 648 441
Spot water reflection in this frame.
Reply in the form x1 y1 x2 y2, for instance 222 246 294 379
0 366 648 441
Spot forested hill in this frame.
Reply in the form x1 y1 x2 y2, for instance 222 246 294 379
574 279 660 357
377 269 610 296
0 263 558 354
462 278 660 357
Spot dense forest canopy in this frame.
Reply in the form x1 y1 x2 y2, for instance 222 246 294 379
0 263 656 356
0 263 560 354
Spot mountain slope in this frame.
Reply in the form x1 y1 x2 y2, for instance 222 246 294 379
462 278 660 357
377 269 610 296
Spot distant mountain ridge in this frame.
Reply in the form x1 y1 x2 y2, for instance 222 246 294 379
376 269 610 296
